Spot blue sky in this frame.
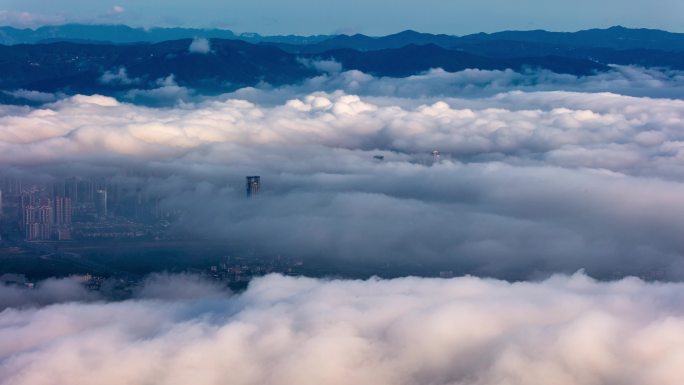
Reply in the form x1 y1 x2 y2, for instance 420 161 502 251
1 0 682 35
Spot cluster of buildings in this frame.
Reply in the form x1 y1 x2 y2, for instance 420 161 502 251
0 177 175 242
205 253 303 283
1 249 305 296
1 174 264 243
7 179 110 241
22 194 73 241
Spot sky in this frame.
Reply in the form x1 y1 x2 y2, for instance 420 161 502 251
0 0 683 35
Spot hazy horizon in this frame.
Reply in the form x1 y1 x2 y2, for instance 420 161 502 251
1 0 683 35
1 21 683 37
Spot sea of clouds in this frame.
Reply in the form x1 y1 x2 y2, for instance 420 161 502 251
2 65 684 384
3 66 684 278
2 273 684 385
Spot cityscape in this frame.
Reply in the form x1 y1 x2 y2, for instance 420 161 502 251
1 175 187 242
1 168 462 294
0 174 271 243
0 174 313 292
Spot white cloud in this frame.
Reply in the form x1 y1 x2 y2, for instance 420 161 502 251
98 67 138 86
189 37 212 54
2 45 684 385
3 69 684 279
0 278 98 310
227 66 684 104
298 58 343 74
3 89 61 103
124 75 193 105
2 90 684 178
0 10 65 28
133 273 229 300
1 273 683 385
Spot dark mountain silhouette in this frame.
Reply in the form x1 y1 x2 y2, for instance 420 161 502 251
0 25 682 101
265 26 684 54
317 44 607 77
0 38 611 98
0 39 316 94
464 26 684 51
0 24 331 46
268 30 459 53
3 24 684 51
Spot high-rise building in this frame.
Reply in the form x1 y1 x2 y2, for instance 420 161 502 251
54 196 72 225
78 180 95 203
2 178 22 196
52 180 66 199
95 189 108 219
23 198 52 241
20 189 36 210
432 150 441 164
53 196 73 240
65 177 78 202
246 176 261 197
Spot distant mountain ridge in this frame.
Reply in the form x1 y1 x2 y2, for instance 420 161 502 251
0 39 610 96
0 24 332 46
320 44 608 77
0 39 317 94
2 24 684 51
469 26 684 51
0 24 683 104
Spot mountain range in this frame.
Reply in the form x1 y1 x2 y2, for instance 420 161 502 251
0 25 682 103
2 24 684 51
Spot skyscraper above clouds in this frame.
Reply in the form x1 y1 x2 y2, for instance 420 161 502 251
246 176 261 197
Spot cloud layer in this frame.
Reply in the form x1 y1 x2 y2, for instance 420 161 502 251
189 37 212 54
2 66 684 384
3 86 684 176
1 273 683 385
228 65 684 102
2 67 684 279
0 273 229 311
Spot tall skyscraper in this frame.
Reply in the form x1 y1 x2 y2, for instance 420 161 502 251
95 189 108 219
65 177 78 203
246 176 261 197
432 150 441 165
